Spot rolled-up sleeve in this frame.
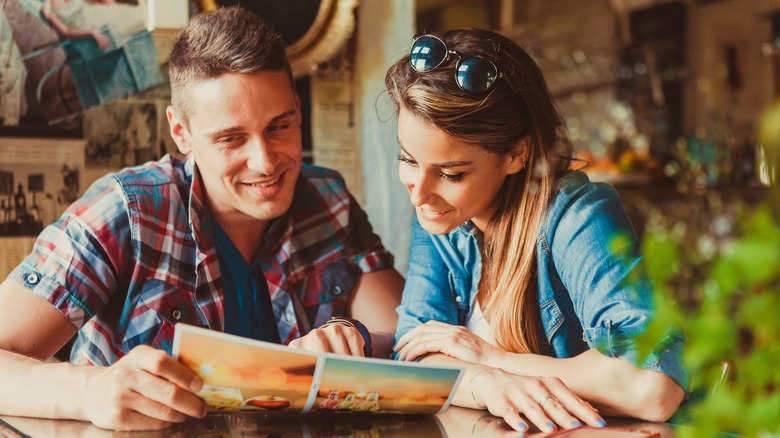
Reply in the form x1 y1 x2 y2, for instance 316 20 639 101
550 181 689 391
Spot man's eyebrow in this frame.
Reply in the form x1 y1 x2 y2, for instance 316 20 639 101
398 144 474 168
205 110 298 139
267 109 298 126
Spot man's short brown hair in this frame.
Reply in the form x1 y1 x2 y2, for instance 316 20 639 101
168 6 293 126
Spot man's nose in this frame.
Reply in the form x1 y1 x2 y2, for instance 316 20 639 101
245 138 277 173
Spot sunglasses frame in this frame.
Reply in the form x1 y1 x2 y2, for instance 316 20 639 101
409 34 504 93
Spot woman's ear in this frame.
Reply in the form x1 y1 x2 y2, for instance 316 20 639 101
505 137 531 175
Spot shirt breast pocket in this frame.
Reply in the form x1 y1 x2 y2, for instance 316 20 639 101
119 279 197 355
540 298 564 340
299 259 359 328
120 305 176 355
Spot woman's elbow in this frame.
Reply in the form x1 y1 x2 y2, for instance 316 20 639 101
634 371 685 422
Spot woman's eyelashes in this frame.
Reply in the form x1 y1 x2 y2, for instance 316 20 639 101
397 154 465 182
441 172 465 182
397 154 415 165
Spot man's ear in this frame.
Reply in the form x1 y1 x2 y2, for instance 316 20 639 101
166 105 191 156
505 136 531 175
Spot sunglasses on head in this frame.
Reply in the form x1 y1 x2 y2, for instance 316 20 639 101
409 34 504 93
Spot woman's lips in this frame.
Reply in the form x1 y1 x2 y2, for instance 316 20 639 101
416 206 452 220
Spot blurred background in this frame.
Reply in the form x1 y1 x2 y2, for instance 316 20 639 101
1 0 778 275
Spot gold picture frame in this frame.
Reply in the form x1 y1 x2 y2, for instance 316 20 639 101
190 0 359 78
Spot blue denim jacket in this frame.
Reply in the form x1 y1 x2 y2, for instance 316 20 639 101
395 171 688 390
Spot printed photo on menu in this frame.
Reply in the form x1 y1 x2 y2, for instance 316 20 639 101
313 356 462 415
172 323 464 415
174 324 318 414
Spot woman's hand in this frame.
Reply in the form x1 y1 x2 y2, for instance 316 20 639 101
394 320 502 365
466 367 606 434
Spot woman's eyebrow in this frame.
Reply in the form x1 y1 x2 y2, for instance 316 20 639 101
398 144 474 168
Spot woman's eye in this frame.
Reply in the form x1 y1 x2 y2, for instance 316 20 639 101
441 172 465 182
397 154 417 165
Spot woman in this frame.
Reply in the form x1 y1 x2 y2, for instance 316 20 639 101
386 30 687 433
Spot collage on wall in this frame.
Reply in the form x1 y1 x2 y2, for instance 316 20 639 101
1 0 180 236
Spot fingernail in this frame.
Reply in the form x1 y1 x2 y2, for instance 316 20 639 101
201 405 209 417
546 422 557 431
597 419 607 428
190 379 202 393
518 422 528 431
571 421 582 428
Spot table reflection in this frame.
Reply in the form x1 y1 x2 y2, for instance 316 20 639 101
0 407 678 438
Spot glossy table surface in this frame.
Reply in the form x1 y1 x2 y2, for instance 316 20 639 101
0 407 687 438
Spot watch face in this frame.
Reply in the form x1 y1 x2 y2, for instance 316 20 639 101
213 0 323 47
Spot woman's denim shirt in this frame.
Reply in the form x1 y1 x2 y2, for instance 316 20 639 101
395 171 688 390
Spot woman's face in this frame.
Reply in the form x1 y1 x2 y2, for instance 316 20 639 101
397 107 524 235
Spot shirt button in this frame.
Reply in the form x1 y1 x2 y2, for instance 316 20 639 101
455 295 463 303
26 273 40 285
171 309 183 321
332 285 342 296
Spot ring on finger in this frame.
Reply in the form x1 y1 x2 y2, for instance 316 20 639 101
538 394 557 409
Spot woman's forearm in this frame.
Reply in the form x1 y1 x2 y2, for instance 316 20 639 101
485 348 684 420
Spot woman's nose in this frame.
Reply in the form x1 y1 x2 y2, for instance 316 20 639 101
407 172 435 206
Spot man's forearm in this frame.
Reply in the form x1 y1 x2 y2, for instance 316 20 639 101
0 349 89 421
369 332 396 359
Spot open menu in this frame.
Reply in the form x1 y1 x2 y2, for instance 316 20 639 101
172 323 464 416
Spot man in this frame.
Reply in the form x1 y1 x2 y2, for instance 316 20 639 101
0 7 403 431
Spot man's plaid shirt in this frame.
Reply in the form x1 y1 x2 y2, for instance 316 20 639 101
9 155 394 365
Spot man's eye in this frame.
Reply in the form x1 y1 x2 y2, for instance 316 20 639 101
268 124 290 133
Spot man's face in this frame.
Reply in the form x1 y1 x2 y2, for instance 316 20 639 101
167 71 302 230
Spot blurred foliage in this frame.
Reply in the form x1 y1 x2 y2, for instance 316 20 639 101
633 100 780 438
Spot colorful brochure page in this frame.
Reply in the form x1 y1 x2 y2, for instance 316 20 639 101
172 323 464 415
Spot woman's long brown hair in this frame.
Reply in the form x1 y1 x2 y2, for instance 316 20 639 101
385 28 573 354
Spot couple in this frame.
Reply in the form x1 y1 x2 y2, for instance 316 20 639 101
0 7 686 433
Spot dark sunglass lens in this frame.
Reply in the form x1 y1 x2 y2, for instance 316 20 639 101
457 58 498 92
410 36 448 72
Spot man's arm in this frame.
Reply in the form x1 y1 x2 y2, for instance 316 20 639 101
288 267 404 358
0 279 206 430
346 267 404 358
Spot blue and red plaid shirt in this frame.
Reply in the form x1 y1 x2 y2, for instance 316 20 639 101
9 155 394 366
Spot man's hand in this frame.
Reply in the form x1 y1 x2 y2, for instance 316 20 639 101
288 324 366 356
79 345 207 431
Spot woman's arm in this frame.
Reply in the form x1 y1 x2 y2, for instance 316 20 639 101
486 347 684 421
542 178 686 419
416 352 605 433
395 320 684 421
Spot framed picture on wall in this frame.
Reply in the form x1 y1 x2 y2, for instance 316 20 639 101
191 0 358 78
0 137 85 236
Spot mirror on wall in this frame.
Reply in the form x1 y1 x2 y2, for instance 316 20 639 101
190 0 358 78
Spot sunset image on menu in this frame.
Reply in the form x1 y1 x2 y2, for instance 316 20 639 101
174 324 318 413
172 324 463 416
312 357 462 415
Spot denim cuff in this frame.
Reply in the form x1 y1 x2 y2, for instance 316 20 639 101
583 322 689 392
